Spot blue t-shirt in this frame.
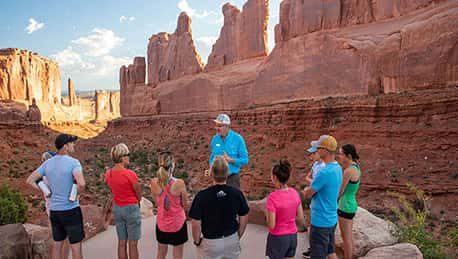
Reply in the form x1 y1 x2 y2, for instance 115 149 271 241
209 129 249 174
37 155 83 211
310 161 342 227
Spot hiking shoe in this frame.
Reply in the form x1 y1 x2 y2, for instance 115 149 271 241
302 249 311 258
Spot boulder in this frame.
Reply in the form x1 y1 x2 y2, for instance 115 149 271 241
335 207 398 257
360 243 423 259
81 205 106 240
247 198 267 226
23 224 52 259
0 223 32 259
140 197 154 218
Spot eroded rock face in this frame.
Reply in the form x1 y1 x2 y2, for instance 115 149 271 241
206 0 268 71
0 48 61 104
95 90 120 122
275 0 435 43
147 12 203 86
360 243 423 259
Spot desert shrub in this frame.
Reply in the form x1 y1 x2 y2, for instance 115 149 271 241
389 183 446 259
0 184 27 225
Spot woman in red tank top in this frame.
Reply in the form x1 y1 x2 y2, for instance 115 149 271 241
150 152 188 259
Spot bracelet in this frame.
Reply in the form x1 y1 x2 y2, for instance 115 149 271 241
194 237 202 246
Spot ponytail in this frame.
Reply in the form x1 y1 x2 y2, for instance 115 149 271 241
156 151 174 188
157 166 169 189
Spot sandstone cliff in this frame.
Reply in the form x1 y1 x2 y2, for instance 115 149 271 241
206 0 269 71
95 90 120 122
147 12 203 86
120 0 457 116
67 78 77 106
0 48 61 104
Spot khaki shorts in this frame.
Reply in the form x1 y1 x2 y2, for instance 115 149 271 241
198 232 241 259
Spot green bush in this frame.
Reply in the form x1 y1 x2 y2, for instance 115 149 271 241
448 224 458 249
389 183 446 259
0 184 27 225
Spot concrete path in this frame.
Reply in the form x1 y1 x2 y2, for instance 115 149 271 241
83 216 309 258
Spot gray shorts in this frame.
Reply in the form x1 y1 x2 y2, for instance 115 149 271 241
310 224 336 259
198 232 241 259
112 204 141 240
227 174 240 189
266 233 297 259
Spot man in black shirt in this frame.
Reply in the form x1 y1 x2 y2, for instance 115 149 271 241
190 156 250 258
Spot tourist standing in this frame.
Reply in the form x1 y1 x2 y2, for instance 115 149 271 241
150 151 188 259
27 134 86 259
302 140 326 258
337 144 361 259
190 156 250 259
105 143 142 259
303 135 342 259
265 159 305 259
208 113 249 189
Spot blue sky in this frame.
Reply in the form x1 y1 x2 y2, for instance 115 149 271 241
0 0 281 92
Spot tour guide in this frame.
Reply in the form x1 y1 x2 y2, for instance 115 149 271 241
208 113 249 189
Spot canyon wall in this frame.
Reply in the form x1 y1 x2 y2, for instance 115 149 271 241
95 90 120 122
120 0 457 116
0 48 61 104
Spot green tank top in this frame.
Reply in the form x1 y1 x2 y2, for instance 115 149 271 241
338 164 361 213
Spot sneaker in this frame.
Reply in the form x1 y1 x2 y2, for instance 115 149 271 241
302 249 311 258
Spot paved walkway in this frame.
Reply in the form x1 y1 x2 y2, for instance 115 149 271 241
83 216 309 258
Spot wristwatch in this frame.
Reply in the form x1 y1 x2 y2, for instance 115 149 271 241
194 237 203 246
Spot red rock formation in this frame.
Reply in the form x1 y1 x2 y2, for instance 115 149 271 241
0 48 61 104
206 0 268 71
68 78 77 106
147 12 203 86
274 0 436 43
120 0 457 116
95 90 120 122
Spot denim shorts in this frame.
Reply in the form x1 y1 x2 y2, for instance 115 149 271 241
266 233 297 259
310 224 336 259
112 204 141 240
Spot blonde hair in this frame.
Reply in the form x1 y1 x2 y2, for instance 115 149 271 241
211 156 229 183
111 143 130 163
157 152 173 189
41 152 54 162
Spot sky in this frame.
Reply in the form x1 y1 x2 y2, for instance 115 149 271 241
0 0 281 92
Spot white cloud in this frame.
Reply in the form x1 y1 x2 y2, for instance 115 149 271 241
51 47 95 73
25 18 44 34
178 0 210 18
120 16 135 23
196 36 217 47
52 28 130 80
72 28 124 57
92 55 131 76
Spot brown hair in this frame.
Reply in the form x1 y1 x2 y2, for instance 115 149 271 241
211 156 229 183
111 143 129 163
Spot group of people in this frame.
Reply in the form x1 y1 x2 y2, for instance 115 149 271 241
26 113 361 259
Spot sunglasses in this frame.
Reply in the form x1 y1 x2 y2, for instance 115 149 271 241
124 153 130 157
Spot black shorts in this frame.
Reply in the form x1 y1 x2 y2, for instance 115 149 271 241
266 233 297 259
50 207 85 244
156 222 188 246
310 224 336 259
338 209 356 220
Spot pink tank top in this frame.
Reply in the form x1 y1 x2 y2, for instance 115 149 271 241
156 179 186 232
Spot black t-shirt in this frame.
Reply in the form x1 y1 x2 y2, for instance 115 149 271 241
189 184 250 239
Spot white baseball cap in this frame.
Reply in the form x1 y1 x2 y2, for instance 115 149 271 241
214 113 231 125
